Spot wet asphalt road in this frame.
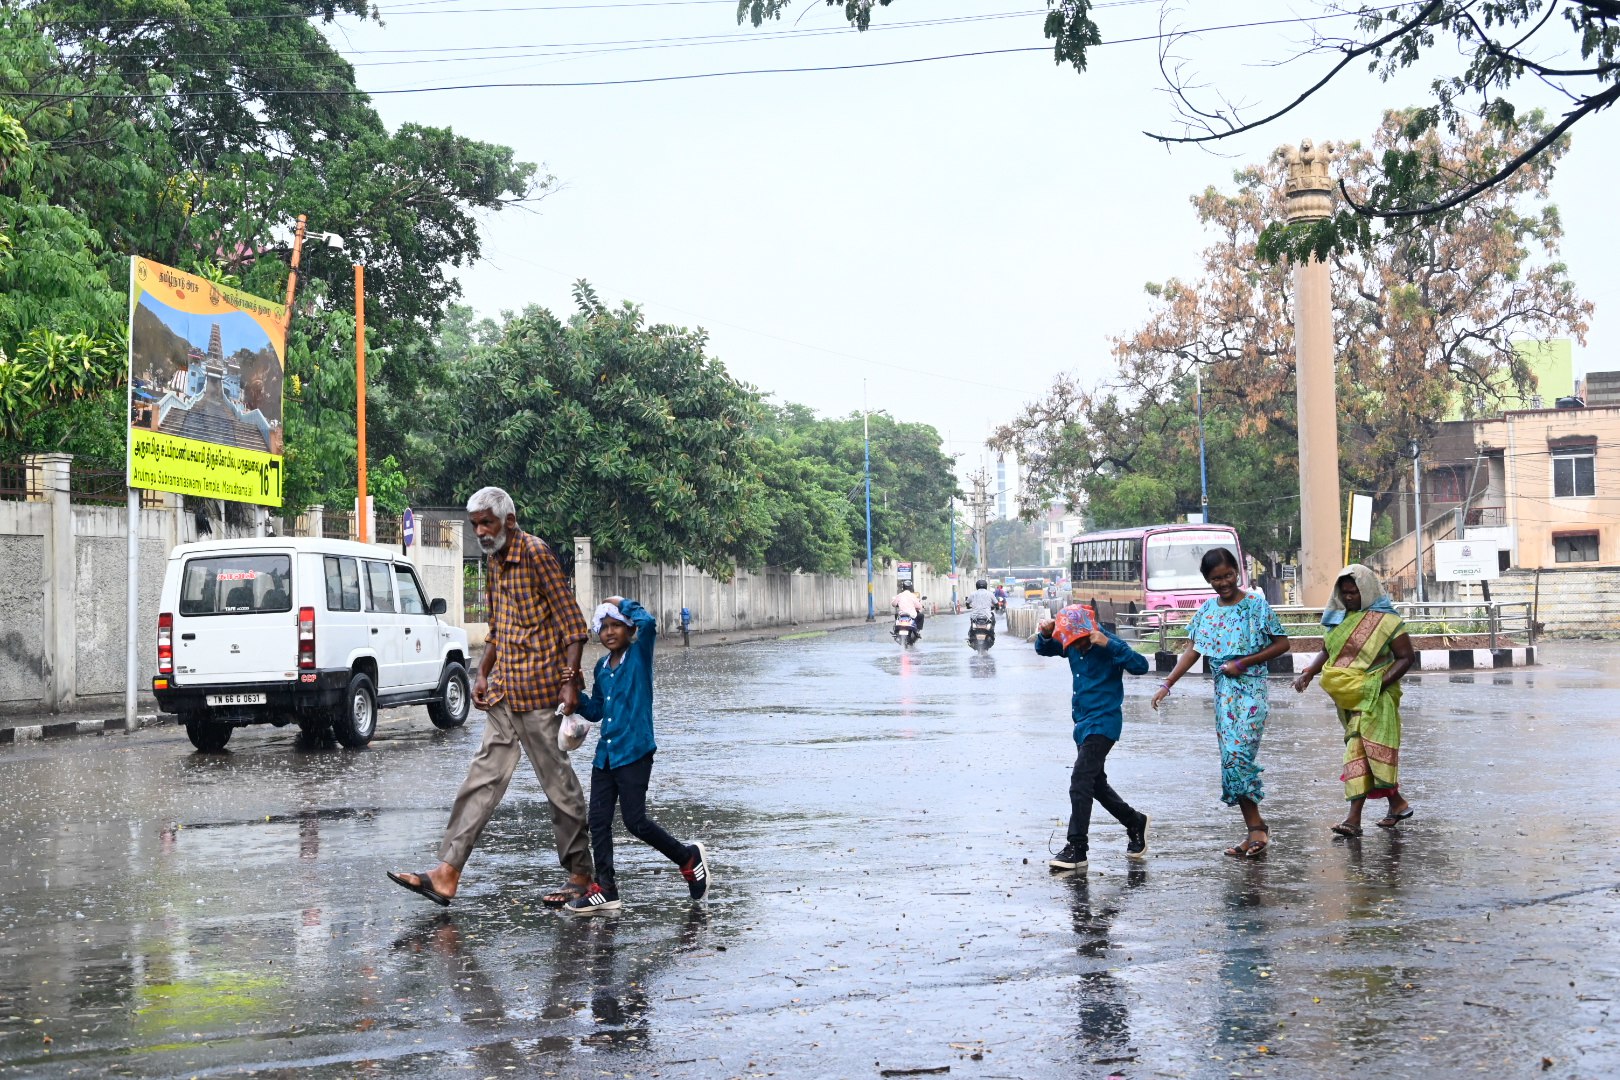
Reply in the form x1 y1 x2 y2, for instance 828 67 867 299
1 612 1617 1079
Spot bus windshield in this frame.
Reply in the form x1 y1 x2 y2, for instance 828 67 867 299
1144 531 1241 593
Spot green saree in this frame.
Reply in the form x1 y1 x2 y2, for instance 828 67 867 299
1319 609 1405 801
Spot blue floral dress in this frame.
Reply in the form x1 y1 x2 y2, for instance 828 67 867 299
1185 593 1286 806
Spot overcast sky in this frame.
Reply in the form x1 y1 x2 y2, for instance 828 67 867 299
322 0 1617 498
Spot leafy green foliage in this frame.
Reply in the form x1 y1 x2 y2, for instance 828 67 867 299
422 299 958 576
0 2 541 508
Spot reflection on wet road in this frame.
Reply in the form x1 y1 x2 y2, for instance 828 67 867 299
1 620 1617 1077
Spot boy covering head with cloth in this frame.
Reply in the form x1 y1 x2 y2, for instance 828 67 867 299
1035 604 1153 873
560 595 713 915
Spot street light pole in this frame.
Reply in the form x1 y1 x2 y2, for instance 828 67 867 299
864 380 874 622
354 262 368 544
1195 366 1210 525
1410 439 1425 602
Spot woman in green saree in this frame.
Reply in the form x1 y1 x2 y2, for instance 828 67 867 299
1292 565 1416 836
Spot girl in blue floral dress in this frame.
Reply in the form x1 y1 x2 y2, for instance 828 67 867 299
1151 548 1289 857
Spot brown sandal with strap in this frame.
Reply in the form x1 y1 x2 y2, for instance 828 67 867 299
1224 825 1270 858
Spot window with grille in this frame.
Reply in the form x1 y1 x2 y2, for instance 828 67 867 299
1553 450 1595 498
1553 533 1598 563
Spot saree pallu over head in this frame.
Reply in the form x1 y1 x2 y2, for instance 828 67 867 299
1321 607 1405 800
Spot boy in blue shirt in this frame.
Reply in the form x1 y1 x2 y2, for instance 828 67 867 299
1035 605 1153 873
562 596 711 915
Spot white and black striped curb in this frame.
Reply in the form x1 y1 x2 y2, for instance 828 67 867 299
1154 646 1538 675
0 714 168 745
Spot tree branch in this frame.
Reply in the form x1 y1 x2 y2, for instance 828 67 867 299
1145 0 1444 145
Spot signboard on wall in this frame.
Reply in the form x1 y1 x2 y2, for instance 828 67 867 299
126 257 287 506
1433 539 1501 581
896 561 914 584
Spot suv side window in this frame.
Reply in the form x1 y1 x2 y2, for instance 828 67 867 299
324 555 362 612
364 560 395 613
394 564 427 615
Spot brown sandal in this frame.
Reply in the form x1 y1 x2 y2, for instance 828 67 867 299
1331 821 1363 837
1224 825 1270 858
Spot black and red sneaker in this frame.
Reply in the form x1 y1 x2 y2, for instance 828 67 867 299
562 882 621 917
680 842 713 901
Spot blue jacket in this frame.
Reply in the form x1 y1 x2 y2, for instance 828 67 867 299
576 599 658 769
1034 629 1150 743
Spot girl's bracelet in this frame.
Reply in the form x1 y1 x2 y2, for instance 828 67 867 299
1159 681 1173 692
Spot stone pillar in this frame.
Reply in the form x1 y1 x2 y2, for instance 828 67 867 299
573 536 592 610
28 453 75 712
305 504 324 540
1286 139 1344 607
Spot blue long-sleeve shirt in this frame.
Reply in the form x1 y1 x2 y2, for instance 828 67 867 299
576 599 658 770
1034 629 1150 743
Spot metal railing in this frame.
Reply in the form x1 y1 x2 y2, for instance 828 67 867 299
0 460 37 501
69 463 129 506
1118 599 1536 653
321 511 354 540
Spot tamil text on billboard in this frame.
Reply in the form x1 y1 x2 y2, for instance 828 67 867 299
127 257 286 506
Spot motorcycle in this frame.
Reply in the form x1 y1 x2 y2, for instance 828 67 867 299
967 612 996 653
992 595 1007 615
892 612 920 647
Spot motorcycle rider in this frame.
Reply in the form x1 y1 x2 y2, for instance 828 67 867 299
965 578 996 618
891 581 925 636
993 582 1008 610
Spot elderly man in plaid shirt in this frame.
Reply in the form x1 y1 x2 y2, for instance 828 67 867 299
389 486 595 908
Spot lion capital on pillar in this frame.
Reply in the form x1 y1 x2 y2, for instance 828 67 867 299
1285 139 1336 223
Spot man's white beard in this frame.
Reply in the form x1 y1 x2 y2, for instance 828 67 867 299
478 527 507 555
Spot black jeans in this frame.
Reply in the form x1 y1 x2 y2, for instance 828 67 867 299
588 752 691 888
1068 734 1141 853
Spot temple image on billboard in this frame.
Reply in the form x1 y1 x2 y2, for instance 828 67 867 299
128 292 284 454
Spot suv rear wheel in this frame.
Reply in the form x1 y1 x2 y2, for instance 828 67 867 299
332 672 377 748
427 661 471 730
183 713 233 753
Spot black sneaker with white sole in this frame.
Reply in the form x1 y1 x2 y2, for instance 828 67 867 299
680 842 713 901
562 882 622 916
1048 843 1088 872
1126 813 1150 861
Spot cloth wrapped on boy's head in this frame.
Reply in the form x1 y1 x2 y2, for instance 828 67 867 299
591 602 633 637
1053 603 1101 650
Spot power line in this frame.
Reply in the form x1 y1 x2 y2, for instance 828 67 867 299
15 6 1404 99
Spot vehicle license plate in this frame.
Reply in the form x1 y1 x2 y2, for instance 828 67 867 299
206 693 266 706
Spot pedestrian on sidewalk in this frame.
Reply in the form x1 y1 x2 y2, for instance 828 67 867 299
1293 565 1416 837
560 596 712 915
1150 548 1290 858
1036 604 1152 873
388 486 595 909
679 606 692 647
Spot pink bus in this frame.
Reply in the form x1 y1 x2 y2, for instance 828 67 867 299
1069 523 1249 626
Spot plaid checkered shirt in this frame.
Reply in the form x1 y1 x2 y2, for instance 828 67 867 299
484 530 588 712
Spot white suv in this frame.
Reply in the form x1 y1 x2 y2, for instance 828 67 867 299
152 537 472 752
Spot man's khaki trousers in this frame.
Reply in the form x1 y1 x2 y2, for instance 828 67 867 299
438 699 592 878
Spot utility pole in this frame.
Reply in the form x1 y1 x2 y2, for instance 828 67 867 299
1410 439 1425 602
1195 366 1210 524
967 467 990 574
864 381 874 622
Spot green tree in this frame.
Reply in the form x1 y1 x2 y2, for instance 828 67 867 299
440 283 768 577
985 517 1041 568
992 112 1588 556
739 2 1619 255
1 2 541 504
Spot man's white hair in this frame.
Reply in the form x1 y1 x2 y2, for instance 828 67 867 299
466 486 515 521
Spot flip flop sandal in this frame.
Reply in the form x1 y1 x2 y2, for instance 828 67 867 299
1331 822 1364 837
1376 808 1415 828
1244 825 1270 858
541 882 587 908
388 870 452 907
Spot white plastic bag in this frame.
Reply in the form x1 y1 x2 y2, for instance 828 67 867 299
556 707 591 752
